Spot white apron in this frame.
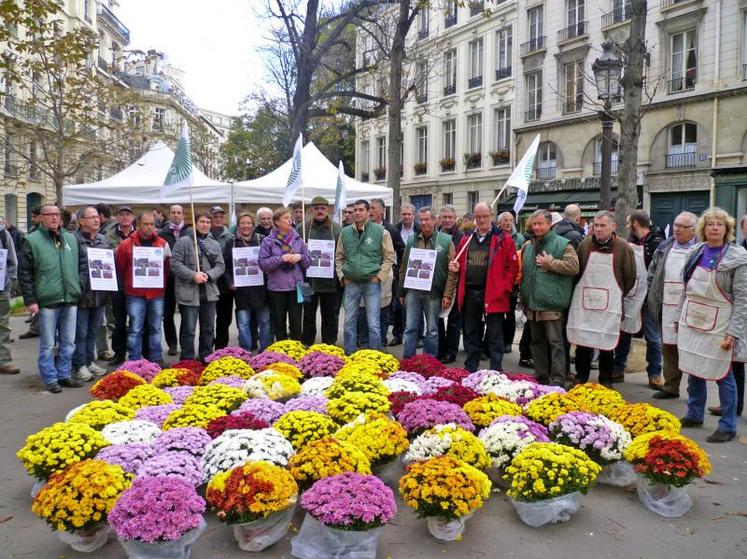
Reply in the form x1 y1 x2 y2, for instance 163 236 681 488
567 251 623 351
677 263 733 380
621 243 648 334
660 247 693 345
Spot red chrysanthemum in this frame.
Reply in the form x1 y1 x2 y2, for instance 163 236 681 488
205 412 269 439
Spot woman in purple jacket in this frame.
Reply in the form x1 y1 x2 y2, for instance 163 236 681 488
258 207 310 340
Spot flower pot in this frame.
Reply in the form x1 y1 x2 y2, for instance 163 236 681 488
511 492 581 527
30 479 47 499
291 514 382 559
373 458 403 489
636 475 692 517
57 524 111 553
596 461 637 487
426 513 472 542
118 518 206 559
232 503 296 552
487 466 509 489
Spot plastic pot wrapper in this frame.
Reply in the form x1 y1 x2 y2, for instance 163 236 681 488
486 467 508 489
118 518 206 559
511 492 581 528
57 524 111 553
290 513 382 559
426 512 473 542
596 461 637 487
30 479 46 499
636 475 692 518
373 459 404 489
232 503 295 552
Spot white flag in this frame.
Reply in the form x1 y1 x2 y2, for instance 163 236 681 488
333 160 346 224
161 122 192 199
664 223 671 238
282 133 303 207
509 134 541 215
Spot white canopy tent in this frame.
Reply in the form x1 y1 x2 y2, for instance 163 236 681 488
62 141 231 207
234 142 392 205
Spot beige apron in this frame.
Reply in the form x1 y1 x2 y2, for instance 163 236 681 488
677 263 733 380
661 247 692 345
621 244 648 334
567 251 623 351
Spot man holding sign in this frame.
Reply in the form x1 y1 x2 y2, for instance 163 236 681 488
300 196 342 346
72 206 113 382
399 207 457 359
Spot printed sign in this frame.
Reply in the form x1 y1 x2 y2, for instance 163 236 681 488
306 239 335 279
0 249 6 291
132 246 164 288
87 248 118 291
403 248 437 292
233 246 263 287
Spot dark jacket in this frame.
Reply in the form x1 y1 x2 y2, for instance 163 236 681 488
172 233 225 305
0 228 18 291
298 217 341 294
396 221 419 247
225 233 267 310
7 224 24 260
576 233 637 295
553 219 585 249
382 220 405 275
75 229 111 308
439 225 464 248
158 222 193 250
211 226 234 293
631 227 666 269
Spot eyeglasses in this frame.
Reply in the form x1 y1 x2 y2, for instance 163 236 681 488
42 213 61 217
673 224 693 229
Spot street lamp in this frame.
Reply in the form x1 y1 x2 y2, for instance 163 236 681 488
592 42 623 212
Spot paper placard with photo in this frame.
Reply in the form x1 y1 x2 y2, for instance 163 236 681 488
0 248 6 291
306 239 335 279
403 247 437 292
87 248 118 291
233 246 263 287
132 246 164 288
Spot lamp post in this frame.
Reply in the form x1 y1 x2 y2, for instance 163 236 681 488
592 42 623 212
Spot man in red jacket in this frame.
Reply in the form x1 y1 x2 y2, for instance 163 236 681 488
115 211 171 363
449 202 518 372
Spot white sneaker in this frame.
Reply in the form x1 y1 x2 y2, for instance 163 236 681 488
88 362 107 377
74 366 94 382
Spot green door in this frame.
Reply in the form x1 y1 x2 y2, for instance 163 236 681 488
650 191 708 231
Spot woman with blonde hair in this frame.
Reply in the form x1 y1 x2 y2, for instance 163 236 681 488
676 207 747 443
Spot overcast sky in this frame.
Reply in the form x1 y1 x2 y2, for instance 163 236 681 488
116 0 268 116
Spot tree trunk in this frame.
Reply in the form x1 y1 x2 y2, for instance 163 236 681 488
615 0 647 233
288 0 320 152
386 0 411 219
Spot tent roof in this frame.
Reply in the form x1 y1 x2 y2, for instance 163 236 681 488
62 141 230 206
234 142 392 205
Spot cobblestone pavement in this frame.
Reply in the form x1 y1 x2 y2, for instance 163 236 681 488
1 314 746 558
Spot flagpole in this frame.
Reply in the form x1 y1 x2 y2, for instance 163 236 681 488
489 182 509 210
188 182 201 274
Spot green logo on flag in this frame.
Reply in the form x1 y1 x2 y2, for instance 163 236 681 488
164 137 192 186
286 150 301 188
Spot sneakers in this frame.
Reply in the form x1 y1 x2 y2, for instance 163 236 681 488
706 430 736 443
88 363 107 377
74 366 94 382
59 378 83 388
45 383 62 394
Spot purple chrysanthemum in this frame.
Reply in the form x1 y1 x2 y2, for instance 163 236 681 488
96 444 155 475
153 427 212 459
398 399 475 435
135 404 180 427
209 376 247 389
163 385 196 405
233 398 285 423
297 351 346 378
488 415 550 441
282 395 329 415
116 359 162 383
205 346 253 364
248 351 297 370
137 451 203 486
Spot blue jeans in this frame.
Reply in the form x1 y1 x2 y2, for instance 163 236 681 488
613 306 662 378
686 371 738 434
73 305 106 369
236 306 272 353
38 305 77 385
343 281 381 355
126 296 164 361
403 291 441 358
179 302 217 361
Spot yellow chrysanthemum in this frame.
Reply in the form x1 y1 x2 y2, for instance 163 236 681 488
199 357 256 385
327 391 391 424
259 362 304 380
623 430 711 474
568 383 626 416
610 403 681 437
273 411 338 450
162 403 226 430
524 393 584 426
118 384 173 410
67 400 136 430
266 340 310 361
463 394 523 428
289 437 371 489
184 384 247 412
308 344 347 359
335 414 408 466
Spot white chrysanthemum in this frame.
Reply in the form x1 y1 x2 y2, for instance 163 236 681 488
300 376 335 396
488 380 540 404
478 421 543 468
383 378 423 395
102 419 162 445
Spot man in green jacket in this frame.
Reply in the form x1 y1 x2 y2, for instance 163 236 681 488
519 209 579 387
19 205 83 393
335 199 395 354
299 196 342 346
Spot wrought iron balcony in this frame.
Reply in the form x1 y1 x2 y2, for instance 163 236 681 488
668 72 697 94
666 152 696 168
557 22 588 43
98 3 131 43
416 92 428 104
467 76 483 89
469 1 484 16
495 66 512 80
520 36 546 56
537 163 557 179
418 29 429 40
593 160 619 175
601 3 631 28
443 83 456 96
361 172 370 182
525 107 542 122
445 14 457 28
563 96 583 115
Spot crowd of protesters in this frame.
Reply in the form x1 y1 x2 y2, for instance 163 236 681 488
0 197 744 443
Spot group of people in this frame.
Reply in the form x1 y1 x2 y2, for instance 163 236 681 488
0 196 743 443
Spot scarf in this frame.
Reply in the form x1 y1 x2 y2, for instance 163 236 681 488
169 220 184 234
274 228 294 254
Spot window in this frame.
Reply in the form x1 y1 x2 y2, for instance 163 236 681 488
4 194 17 226
418 9 429 39
468 38 483 88
4 135 12 176
743 12 747 80
360 140 370 180
667 123 697 168
442 119 456 170
594 137 619 175
526 71 542 121
416 126 428 167
128 106 141 126
537 142 557 179
445 1 457 28
669 30 697 93
415 61 428 103
467 191 480 209
566 0 585 36
152 107 165 130
470 1 484 17
562 60 584 114
29 141 39 179
493 107 511 164
466 113 482 169
444 49 457 95
376 136 386 173
496 27 512 79
443 192 453 206
528 6 543 44
84 0 91 22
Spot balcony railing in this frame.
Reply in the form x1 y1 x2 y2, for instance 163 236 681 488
563 96 583 115
418 29 429 40
416 92 428 104
520 36 546 56
97 57 110 71
666 152 696 168
495 66 512 80
445 14 457 28
443 83 456 96
525 107 542 122
361 172 370 182
468 76 483 89
593 159 620 175
537 163 557 179
1 95 51 125
491 149 510 166
668 72 697 94
469 1 484 16
661 0 693 8
601 3 631 28
557 21 588 43
98 3 131 43
743 64 747 80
